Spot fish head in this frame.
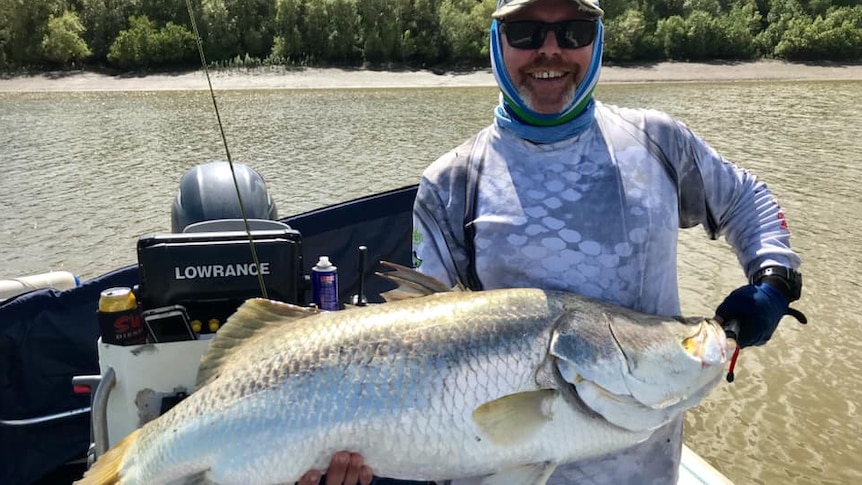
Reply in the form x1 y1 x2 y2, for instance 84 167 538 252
548 297 732 431
678 317 730 367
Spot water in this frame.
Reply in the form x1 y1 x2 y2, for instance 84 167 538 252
1 80 860 484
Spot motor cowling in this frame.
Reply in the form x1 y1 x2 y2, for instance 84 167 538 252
171 161 278 233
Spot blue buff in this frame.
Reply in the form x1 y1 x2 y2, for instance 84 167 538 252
489 19 604 144
715 283 788 348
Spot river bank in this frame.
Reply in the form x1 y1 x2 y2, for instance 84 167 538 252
2 60 862 92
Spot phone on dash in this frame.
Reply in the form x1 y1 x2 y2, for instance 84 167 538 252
142 305 197 343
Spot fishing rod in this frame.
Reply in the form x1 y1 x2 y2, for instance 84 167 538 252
184 0 268 299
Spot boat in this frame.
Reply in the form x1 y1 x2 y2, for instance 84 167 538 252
0 163 734 485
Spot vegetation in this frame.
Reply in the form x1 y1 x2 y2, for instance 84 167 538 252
1 0 861 71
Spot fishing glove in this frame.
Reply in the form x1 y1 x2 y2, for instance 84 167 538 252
715 267 807 348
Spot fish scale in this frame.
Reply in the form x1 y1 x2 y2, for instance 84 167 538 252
78 267 728 485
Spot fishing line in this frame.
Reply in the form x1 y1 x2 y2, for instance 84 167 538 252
185 0 268 299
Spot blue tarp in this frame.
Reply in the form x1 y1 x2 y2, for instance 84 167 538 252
0 185 417 485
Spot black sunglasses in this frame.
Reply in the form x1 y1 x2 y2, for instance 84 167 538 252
501 20 597 50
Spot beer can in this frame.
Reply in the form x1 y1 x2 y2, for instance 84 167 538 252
97 287 147 345
311 256 339 311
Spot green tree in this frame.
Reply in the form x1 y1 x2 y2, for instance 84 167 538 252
650 0 687 18
356 0 402 63
4 0 862 71
201 0 275 62
41 11 92 66
439 0 495 63
656 8 760 60
107 15 195 69
140 0 190 26
604 8 661 61
717 1 761 58
79 0 142 62
775 6 862 60
107 14 155 68
0 1 11 68
326 0 360 62
598 0 639 20
152 22 196 65
684 0 724 15
271 0 304 61
301 0 332 60
401 0 444 64
231 0 276 59
1 0 65 65
655 15 688 58
200 0 238 60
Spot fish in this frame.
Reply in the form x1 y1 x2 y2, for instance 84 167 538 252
76 262 730 485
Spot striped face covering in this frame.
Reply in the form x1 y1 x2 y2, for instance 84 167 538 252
490 17 604 143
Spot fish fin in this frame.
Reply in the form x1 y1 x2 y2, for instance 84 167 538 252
74 429 140 485
478 462 557 485
196 298 319 388
376 260 463 302
471 390 556 445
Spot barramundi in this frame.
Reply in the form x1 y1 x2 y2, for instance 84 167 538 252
77 262 730 485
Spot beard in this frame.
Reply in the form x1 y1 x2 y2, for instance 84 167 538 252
519 83 576 114
516 59 580 114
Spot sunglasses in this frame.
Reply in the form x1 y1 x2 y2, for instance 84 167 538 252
501 20 597 50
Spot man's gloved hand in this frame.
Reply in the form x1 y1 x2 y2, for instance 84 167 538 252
715 282 790 348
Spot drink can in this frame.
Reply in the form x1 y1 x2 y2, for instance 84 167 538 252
311 256 339 311
97 287 147 345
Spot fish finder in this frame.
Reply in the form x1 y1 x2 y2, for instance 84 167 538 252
135 227 304 332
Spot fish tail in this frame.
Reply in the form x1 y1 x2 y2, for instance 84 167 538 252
75 429 141 485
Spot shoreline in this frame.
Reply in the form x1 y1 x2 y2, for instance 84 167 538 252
2 60 862 92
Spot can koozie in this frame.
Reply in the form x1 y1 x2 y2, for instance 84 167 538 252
97 287 147 345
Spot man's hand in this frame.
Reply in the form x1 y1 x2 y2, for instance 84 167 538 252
297 451 374 485
715 282 792 347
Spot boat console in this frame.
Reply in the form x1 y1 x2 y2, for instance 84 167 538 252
83 161 314 459
88 221 307 454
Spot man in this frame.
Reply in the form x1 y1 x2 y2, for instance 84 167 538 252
300 0 804 483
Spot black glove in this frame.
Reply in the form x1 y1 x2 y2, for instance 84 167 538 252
715 282 806 348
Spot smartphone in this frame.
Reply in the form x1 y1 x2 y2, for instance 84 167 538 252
142 305 197 343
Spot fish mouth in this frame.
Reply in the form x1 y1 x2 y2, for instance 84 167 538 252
680 319 730 367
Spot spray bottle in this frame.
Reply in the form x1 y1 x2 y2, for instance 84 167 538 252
311 256 339 310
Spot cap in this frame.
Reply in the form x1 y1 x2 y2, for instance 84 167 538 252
492 0 604 20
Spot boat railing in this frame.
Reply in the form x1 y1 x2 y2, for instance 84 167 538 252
0 406 91 427
0 373 100 429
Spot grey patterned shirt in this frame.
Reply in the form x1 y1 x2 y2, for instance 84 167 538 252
412 101 800 483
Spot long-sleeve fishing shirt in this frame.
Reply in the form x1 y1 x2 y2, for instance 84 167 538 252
412 101 800 484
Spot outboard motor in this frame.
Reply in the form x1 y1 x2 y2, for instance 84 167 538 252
171 161 278 233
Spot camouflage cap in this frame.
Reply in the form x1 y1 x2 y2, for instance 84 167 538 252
492 0 604 20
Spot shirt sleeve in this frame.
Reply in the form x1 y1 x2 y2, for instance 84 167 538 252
650 111 802 277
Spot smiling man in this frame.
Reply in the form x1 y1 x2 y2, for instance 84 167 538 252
299 0 804 484
493 0 601 119
410 0 802 483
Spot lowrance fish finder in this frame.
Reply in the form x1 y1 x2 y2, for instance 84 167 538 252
135 227 304 335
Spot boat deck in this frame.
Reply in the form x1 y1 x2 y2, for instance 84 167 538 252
680 445 734 484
